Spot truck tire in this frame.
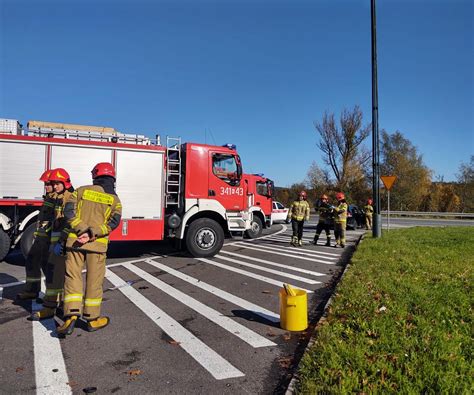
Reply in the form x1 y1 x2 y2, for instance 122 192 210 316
245 216 263 239
0 228 11 262
20 223 36 259
186 218 224 258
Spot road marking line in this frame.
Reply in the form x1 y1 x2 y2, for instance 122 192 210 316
215 255 321 285
144 259 279 322
218 250 326 277
197 258 313 293
231 243 337 265
105 269 244 380
249 240 339 258
122 263 275 348
31 299 71 395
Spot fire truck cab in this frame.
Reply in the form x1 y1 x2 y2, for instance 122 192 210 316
242 173 274 238
0 119 253 260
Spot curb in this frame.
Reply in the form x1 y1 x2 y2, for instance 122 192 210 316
284 232 367 394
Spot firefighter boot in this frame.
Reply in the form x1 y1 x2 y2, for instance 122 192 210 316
17 291 39 301
312 236 319 245
298 239 303 247
290 236 297 246
28 307 55 321
87 316 110 332
57 315 78 336
325 237 331 247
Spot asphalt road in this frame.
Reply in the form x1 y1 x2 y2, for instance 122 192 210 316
0 222 364 394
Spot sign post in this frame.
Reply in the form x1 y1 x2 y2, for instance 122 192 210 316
380 176 397 231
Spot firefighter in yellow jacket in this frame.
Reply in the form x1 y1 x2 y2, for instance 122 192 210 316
333 192 348 248
57 162 122 335
287 191 310 246
30 168 74 320
364 198 374 230
17 170 56 300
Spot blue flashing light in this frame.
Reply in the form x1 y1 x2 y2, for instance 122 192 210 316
253 173 264 177
223 143 236 150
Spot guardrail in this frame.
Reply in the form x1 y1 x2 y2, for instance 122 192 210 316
380 211 474 219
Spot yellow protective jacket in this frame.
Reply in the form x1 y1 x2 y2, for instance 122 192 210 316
318 203 333 224
51 189 74 245
334 202 348 223
364 204 374 216
35 192 56 238
64 185 122 253
288 200 310 221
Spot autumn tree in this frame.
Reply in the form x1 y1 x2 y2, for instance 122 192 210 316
456 155 474 212
313 105 371 203
380 130 432 210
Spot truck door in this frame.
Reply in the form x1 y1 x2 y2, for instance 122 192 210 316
208 151 245 211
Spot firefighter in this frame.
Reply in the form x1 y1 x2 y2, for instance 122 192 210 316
57 162 122 335
287 191 310 247
364 199 374 230
17 170 56 300
333 192 348 248
29 168 74 320
312 194 334 246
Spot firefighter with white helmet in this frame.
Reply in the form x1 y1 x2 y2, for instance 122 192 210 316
17 170 56 300
312 193 334 246
333 192 348 248
57 162 122 335
29 168 75 320
364 198 374 230
287 190 310 247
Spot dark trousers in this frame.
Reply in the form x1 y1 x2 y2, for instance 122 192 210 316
315 222 331 237
291 220 304 240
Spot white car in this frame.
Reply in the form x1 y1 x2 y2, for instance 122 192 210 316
271 201 291 223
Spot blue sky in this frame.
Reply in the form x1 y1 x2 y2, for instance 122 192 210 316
1 0 472 187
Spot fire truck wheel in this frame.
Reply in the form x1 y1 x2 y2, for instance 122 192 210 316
245 217 263 239
186 218 224 258
0 228 11 262
20 223 36 259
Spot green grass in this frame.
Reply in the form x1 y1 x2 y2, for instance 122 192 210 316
296 227 473 394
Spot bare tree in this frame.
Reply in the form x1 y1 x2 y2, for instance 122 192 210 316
314 106 371 191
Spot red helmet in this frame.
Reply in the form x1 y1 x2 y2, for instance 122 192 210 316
336 192 345 201
92 162 116 179
367 198 373 205
321 194 328 200
299 190 307 199
39 169 52 183
49 168 72 189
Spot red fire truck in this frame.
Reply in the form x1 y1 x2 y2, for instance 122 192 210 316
242 173 274 239
0 119 254 260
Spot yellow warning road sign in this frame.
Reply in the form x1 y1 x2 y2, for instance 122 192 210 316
381 175 397 191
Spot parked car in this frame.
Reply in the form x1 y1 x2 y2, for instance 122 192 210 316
271 201 291 223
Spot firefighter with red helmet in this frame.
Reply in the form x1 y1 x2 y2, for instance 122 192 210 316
30 168 75 320
364 198 374 230
312 193 334 246
17 170 56 300
287 190 310 246
333 192 348 248
57 162 122 335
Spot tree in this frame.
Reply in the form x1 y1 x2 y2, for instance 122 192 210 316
314 105 371 194
380 130 432 210
456 155 474 212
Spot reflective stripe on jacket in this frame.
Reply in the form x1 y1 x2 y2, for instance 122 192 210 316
364 204 374 216
51 189 74 243
334 202 348 223
288 200 310 221
35 192 56 237
65 185 122 253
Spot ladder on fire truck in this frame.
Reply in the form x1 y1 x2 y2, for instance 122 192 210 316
165 136 182 208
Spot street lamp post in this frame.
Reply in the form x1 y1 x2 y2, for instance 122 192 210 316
371 0 382 238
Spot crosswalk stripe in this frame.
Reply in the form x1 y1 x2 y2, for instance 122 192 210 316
231 243 337 264
32 299 71 395
197 258 313 293
215 255 321 285
248 240 339 258
123 263 275 348
144 259 279 323
218 250 325 277
106 269 244 380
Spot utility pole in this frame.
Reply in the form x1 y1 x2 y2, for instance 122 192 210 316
371 0 382 238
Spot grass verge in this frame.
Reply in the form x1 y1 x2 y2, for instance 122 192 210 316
296 227 473 394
